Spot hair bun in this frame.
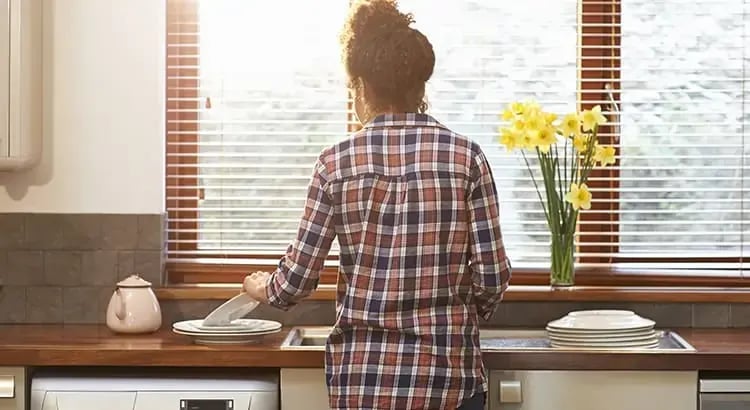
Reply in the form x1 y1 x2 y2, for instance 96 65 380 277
346 0 414 40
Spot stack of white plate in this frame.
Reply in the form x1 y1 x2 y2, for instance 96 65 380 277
546 310 658 350
172 292 281 345
173 319 282 345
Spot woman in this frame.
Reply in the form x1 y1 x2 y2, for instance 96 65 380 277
244 1 511 408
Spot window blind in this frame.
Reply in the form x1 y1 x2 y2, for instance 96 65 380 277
166 0 749 280
166 0 577 272
578 0 750 272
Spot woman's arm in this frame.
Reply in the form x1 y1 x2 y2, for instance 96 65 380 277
467 151 512 320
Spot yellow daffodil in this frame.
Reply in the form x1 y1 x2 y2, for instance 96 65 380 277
544 112 558 126
572 134 591 152
559 113 581 138
523 129 541 149
565 183 592 210
594 145 616 166
512 118 526 132
509 101 525 115
535 126 557 153
523 112 545 133
501 109 514 121
500 127 521 151
580 105 608 132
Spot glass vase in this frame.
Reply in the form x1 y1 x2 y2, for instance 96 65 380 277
550 235 575 287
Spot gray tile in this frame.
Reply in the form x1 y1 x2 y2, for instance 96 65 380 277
61 214 101 250
63 287 101 324
729 304 750 328
81 251 118 286
632 303 693 328
26 287 63 323
44 251 83 286
0 214 25 250
117 251 136 280
161 300 222 323
490 302 587 327
693 303 730 328
101 214 139 250
0 251 5 285
98 287 115 324
248 300 336 326
3 251 45 286
137 214 164 250
0 286 26 323
25 214 66 250
134 250 163 286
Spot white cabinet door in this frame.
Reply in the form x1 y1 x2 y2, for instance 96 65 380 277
280 369 330 410
489 371 697 410
0 0 9 158
0 367 24 410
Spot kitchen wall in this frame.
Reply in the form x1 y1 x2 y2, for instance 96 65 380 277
0 0 164 214
0 1 747 328
0 0 166 323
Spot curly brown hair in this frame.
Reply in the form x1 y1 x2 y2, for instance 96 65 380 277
340 0 435 114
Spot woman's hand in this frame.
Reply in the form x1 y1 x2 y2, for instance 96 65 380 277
243 271 271 303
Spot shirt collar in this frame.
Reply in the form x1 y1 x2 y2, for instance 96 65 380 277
364 113 447 130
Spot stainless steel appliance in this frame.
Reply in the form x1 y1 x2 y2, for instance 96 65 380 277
700 377 750 409
0 367 25 410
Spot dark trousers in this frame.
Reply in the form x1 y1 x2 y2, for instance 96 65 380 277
457 393 485 410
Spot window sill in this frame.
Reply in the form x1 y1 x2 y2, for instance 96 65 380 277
154 284 750 303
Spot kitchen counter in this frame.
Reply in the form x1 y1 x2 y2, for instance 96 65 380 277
0 325 749 370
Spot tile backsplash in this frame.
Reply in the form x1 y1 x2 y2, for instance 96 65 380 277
1 213 748 328
0 213 164 324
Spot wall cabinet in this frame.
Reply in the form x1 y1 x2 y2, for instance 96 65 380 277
0 0 42 171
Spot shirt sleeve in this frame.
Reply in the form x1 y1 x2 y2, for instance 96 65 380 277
467 150 512 320
266 157 336 310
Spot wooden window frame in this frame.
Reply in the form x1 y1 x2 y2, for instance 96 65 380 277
165 0 749 289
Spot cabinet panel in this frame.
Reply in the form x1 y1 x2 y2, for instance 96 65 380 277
280 368 329 410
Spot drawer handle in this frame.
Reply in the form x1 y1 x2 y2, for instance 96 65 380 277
0 376 14 398
499 380 522 403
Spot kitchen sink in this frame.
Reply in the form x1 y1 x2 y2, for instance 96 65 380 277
280 327 696 352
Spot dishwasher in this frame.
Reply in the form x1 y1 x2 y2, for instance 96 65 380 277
700 373 750 409
29 369 278 410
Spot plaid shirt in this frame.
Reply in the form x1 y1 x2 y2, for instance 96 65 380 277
267 113 511 409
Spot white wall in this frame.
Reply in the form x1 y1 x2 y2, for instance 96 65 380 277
0 0 165 214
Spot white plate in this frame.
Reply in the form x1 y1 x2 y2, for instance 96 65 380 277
548 332 657 343
550 340 659 350
173 319 281 335
546 329 656 340
547 310 655 331
545 326 655 336
549 337 659 347
172 328 280 345
568 310 635 318
201 293 259 327
193 319 271 332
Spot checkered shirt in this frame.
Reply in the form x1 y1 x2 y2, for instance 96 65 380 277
267 113 512 409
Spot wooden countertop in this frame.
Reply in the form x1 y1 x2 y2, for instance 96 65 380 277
0 325 750 370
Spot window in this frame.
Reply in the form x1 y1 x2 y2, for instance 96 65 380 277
166 0 750 286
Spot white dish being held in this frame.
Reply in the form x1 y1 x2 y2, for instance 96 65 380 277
201 293 259 327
